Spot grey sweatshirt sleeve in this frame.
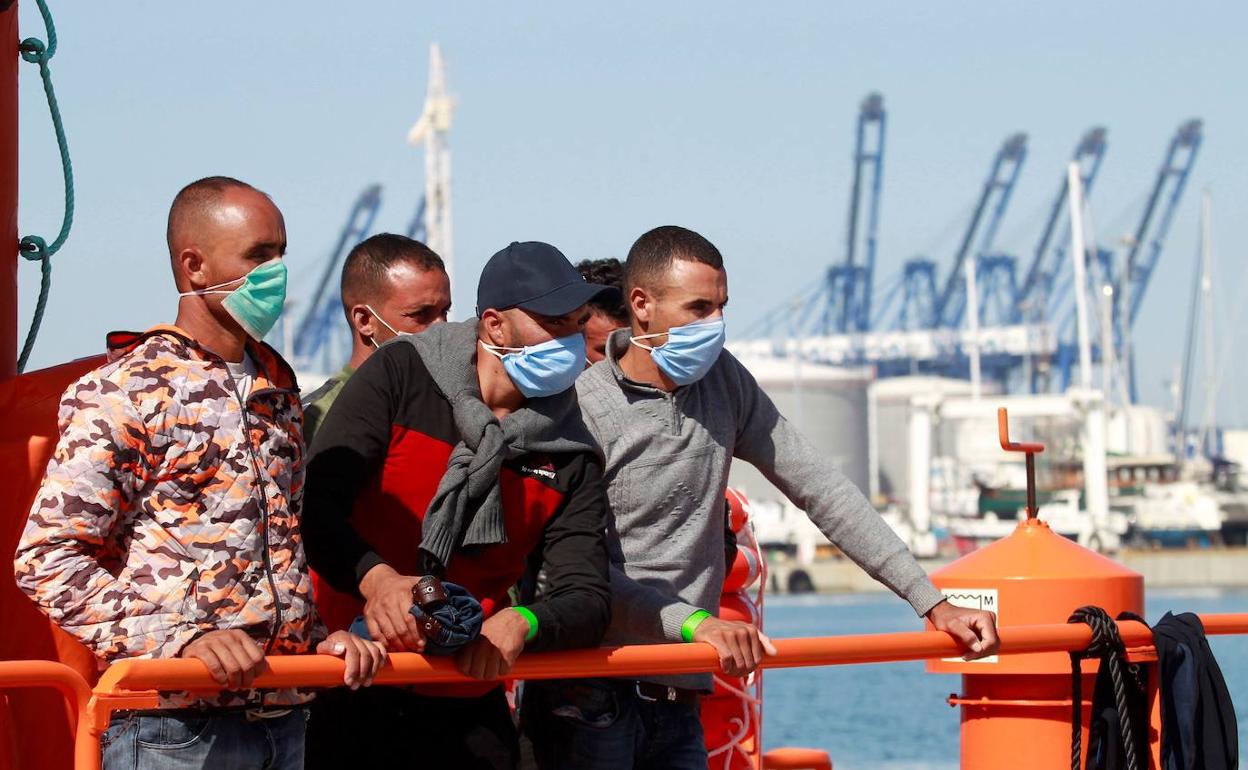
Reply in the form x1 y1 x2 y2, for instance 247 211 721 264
608 564 703 643
725 355 945 616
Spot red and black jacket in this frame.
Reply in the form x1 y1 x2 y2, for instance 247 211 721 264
302 341 611 655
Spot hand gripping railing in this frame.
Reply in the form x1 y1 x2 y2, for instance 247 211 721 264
20 613 1244 769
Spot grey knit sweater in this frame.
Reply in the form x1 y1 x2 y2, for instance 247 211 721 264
575 329 945 690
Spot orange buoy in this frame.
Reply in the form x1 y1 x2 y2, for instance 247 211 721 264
703 490 767 770
726 487 750 533
723 537 763 593
718 590 761 627
927 409 1144 769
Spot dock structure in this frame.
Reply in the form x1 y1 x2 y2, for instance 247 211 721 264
767 548 1248 595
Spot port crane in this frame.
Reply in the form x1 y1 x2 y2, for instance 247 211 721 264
290 184 383 370
1115 119 1202 400
819 92 886 335
932 132 1028 329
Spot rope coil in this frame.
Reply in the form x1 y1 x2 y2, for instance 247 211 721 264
16 0 74 372
1067 606 1147 770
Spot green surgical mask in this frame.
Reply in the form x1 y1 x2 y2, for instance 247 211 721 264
180 259 288 340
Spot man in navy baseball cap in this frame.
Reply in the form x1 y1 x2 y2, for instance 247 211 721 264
477 241 610 317
302 237 616 768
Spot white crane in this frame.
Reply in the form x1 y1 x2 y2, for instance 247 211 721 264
408 43 455 297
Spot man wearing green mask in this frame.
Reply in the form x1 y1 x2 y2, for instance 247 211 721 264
13 176 387 770
302 233 451 442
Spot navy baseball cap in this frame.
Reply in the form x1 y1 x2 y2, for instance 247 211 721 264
476 241 611 317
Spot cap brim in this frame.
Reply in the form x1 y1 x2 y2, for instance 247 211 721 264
516 281 614 316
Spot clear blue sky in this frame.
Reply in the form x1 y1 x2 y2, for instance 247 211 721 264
15 1 1247 422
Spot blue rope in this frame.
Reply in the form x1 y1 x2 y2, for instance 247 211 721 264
16 0 74 373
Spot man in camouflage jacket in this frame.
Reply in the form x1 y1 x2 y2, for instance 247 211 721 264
13 177 385 770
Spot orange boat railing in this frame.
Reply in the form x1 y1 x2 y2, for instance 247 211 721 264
0 659 94 767
5 613 1242 769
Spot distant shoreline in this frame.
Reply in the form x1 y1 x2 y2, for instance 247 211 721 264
765 547 1248 594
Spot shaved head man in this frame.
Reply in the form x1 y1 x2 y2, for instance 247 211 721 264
340 233 451 368
167 177 288 361
15 176 386 770
301 233 451 441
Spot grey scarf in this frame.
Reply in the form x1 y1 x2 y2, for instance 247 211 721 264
403 320 596 571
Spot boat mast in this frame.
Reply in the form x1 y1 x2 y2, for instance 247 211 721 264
1176 191 1213 460
1067 163 1093 391
1198 191 1216 456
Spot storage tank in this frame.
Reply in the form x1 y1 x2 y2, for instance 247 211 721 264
1223 429 1248 469
870 376 995 504
1106 404 1169 455
727 355 873 504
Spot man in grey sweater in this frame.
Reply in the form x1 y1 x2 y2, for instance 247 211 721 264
521 225 999 770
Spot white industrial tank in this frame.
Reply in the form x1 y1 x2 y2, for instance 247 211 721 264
869 376 997 504
727 355 874 504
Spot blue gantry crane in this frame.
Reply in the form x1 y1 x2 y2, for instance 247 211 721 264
1017 127 1108 325
739 97 1204 401
887 132 1028 332
291 184 383 369
1029 121 1200 395
1115 118 1203 400
1116 119 1203 327
819 92 886 334
896 259 938 330
1008 128 1110 393
934 132 1028 329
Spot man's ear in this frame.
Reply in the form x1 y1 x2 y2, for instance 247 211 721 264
628 287 652 327
177 247 206 290
479 309 507 346
348 304 374 338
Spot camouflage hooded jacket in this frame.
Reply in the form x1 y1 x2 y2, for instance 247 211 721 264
14 326 322 703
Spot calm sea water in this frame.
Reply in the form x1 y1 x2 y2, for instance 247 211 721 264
762 588 1248 770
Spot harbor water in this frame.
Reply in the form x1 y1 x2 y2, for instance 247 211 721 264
763 588 1248 770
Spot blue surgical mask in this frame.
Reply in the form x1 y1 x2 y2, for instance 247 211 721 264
180 260 288 341
481 333 587 398
630 316 726 385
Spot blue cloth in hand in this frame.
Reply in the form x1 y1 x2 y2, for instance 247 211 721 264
348 577 484 655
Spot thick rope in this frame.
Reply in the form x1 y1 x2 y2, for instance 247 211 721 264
16 0 74 372
1071 650 1085 769
1067 606 1144 770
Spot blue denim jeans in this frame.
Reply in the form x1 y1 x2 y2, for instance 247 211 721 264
101 709 306 770
521 679 705 770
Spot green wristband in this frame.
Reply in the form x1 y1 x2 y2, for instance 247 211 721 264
512 606 539 642
681 610 712 643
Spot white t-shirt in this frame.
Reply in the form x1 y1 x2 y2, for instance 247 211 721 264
225 352 259 402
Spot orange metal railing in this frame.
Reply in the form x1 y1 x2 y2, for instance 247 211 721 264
2 614 1243 770
0 659 94 766
0 659 91 716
